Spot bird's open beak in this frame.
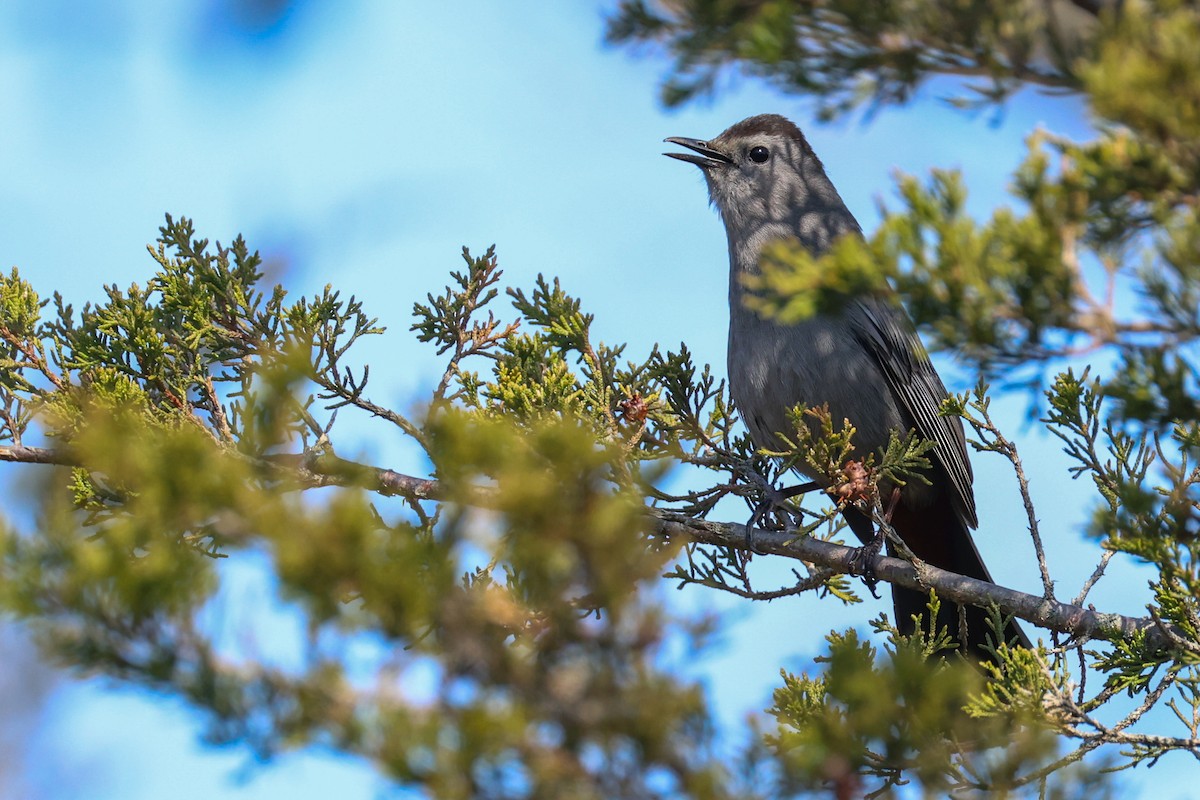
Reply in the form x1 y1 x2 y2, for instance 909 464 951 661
663 137 733 168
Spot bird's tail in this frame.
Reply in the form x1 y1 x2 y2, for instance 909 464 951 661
864 499 1030 663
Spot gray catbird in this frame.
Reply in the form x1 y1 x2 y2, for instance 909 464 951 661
665 114 1026 660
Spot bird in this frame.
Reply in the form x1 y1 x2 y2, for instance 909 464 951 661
664 114 1028 661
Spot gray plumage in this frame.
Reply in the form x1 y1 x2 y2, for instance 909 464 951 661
666 114 1024 658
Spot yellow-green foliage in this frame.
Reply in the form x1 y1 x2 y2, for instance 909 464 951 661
484 333 584 420
1 376 719 797
768 628 1059 795
1085 1 1200 166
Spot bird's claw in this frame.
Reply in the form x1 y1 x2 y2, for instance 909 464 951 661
847 534 884 599
744 483 809 554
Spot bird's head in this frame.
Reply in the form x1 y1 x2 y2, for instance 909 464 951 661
667 115 825 227
664 114 859 257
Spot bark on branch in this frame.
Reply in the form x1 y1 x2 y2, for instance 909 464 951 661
650 510 1174 652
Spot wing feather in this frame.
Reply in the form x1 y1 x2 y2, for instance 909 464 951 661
846 298 977 529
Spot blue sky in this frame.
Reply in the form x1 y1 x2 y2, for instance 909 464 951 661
0 1 1187 797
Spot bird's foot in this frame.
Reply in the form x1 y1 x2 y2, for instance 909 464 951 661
841 487 902 597
744 480 819 554
744 493 787 554
846 531 884 599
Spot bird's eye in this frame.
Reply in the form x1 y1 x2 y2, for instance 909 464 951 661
748 146 770 164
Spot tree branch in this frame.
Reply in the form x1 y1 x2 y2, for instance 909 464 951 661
262 451 444 500
0 444 72 466
0 442 1185 652
650 509 1177 651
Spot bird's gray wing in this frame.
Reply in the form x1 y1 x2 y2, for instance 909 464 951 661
845 297 977 528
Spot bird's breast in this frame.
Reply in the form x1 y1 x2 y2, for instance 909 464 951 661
727 309 908 481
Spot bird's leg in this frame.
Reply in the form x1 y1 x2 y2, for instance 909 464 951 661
744 480 820 553
883 486 902 521
845 487 903 597
846 539 883 598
